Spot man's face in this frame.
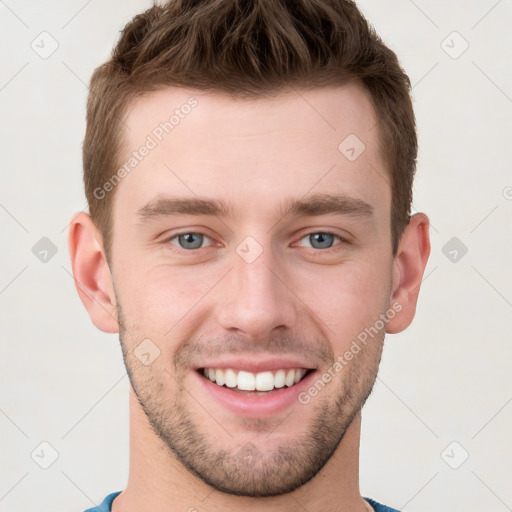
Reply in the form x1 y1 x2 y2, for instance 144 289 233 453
109 83 395 496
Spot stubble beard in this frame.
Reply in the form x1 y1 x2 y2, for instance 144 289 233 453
117 304 384 497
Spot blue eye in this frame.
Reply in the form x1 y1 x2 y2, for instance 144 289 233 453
166 231 343 252
300 232 341 249
169 233 211 250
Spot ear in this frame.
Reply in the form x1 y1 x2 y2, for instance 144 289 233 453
67 212 119 333
386 212 431 334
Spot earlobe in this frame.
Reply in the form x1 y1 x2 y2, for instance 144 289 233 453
67 212 119 333
386 213 431 334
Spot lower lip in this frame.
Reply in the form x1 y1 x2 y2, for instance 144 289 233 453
194 370 316 418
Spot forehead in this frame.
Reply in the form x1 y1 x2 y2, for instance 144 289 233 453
115 83 389 220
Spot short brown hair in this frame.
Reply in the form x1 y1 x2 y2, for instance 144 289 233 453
83 0 417 261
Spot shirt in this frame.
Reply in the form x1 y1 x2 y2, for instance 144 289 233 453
83 491 403 511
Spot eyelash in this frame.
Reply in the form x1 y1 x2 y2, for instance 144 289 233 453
164 230 348 253
295 230 347 251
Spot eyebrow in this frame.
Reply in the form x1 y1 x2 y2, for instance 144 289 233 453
136 196 235 221
279 193 374 219
135 193 374 222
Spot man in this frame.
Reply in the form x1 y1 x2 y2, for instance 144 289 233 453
69 0 430 510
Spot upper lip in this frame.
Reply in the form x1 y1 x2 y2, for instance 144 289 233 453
195 357 317 373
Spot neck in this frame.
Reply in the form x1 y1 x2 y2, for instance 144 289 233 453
112 388 369 512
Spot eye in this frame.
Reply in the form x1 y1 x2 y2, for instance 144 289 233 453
168 232 213 250
298 232 342 250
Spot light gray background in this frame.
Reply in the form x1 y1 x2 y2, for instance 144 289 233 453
1 1 511 511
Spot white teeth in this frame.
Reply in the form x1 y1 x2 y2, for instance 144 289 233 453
255 371 274 391
274 369 286 388
224 368 237 388
284 369 295 387
202 367 309 391
237 371 255 391
215 369 225 386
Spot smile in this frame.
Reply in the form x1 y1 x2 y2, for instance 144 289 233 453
201 367 310 393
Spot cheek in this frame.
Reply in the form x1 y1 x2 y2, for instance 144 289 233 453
114 262 217 336
295 259 392 343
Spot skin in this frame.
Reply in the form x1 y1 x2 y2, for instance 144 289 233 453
68 82 430 512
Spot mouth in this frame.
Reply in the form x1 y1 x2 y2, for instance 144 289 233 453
198 367 314 395
192 354 318 418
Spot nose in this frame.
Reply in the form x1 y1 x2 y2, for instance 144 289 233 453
216 243 297 341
